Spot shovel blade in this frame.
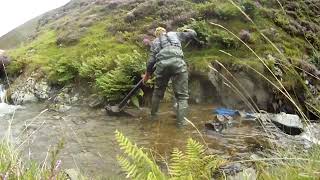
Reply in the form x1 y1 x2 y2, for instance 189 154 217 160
105 105 131 116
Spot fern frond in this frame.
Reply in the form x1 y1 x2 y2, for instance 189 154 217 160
115 130 167 180
117 155 138 178
169 148 185 177
186 138 205 160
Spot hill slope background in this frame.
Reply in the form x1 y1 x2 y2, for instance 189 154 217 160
1 0 319 116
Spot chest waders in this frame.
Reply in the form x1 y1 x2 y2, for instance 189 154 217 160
151 34 189 127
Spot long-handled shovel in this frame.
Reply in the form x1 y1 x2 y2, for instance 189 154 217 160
105 79 144 115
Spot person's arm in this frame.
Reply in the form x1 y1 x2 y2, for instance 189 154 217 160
143 43 157 84
176 29 197 42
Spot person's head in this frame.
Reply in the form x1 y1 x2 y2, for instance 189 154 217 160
154 27 166 37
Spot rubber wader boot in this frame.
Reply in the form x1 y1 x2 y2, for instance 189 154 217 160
171 97 178 118
176 104 188 128
150 95 161 120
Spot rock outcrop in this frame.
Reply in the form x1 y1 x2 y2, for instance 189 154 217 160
10 73 51 104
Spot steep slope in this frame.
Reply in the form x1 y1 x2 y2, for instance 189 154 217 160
0 17 40 49
3 0 320 116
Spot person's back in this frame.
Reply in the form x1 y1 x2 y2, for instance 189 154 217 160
143 27 197 127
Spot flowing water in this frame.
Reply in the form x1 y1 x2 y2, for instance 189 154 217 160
0 100 264 177
0 84 5 103
0 84 23 117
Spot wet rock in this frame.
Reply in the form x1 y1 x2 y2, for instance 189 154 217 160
228 168 257 180
268 113 304 135
220 162 242 175
205 121 224 132
189 80 202 104
10 74 51 105
189 72 217 104
208 68 271 110
34 81 50 100
22 93 38 104
300 124 320 145
54 87 79 105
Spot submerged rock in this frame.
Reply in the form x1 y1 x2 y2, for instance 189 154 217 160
50 104 72 113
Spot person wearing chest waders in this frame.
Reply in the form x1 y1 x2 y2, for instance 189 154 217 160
142 27 197 128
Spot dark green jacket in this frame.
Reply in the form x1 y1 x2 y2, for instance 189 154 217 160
146 30 197 73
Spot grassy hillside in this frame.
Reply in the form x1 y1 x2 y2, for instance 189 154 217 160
3 0 320 113
0 17 40 50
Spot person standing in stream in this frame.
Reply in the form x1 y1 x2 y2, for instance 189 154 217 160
142 27 198 127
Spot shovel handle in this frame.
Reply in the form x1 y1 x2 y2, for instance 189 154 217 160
117 79 144 110
117 67 155 111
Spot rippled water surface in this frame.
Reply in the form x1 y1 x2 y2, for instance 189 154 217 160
1 103 261 177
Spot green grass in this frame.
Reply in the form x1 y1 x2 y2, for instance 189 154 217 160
0 141 68 180
7 19 145 101
258 146 320 180
4 0 318 108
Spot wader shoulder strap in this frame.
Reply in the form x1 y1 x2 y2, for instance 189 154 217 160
159 33 173 50
165 34 173 45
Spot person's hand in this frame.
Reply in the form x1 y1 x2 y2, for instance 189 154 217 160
142 73 151 85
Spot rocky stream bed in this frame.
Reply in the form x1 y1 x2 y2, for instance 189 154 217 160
1 81 320 178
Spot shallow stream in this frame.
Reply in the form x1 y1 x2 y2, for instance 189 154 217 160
0 102 263 177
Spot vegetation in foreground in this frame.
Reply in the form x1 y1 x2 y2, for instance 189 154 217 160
116 131 320 180
0 140 68 180
115 130 225 179
259 146 320 180
0 130 319 179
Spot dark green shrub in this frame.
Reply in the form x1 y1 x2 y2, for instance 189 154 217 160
79 56 116 79
210 30 239 49
197 3 217 19
310 51 320 69
186 20 238 48
240 0 256 18
96 51 146 102
187 20 213 44
47 56 79 84
96 68 134 102
215 3 242 20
